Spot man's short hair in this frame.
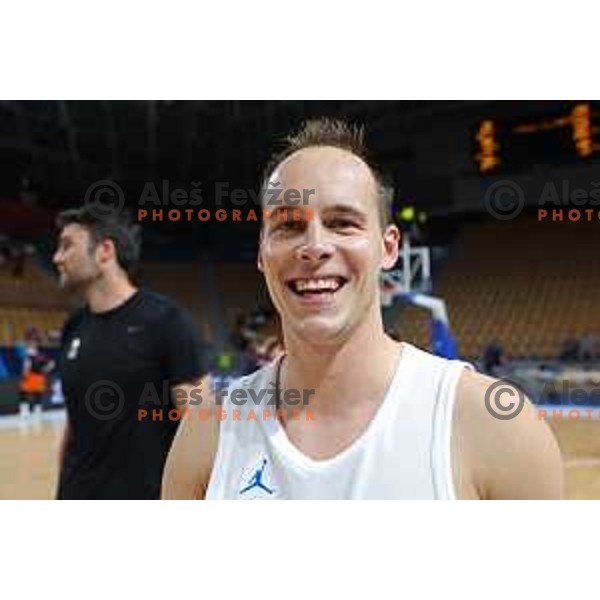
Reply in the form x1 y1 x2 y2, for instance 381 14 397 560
261 118 393 227
56 205 142 277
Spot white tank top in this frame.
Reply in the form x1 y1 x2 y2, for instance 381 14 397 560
206 343 471 500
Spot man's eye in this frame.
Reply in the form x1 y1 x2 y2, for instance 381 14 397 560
274 220 303 231
328 218 359 229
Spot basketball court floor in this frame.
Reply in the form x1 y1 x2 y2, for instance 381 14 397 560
0 411 598 499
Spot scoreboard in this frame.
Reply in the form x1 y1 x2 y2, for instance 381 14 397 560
474 102 600 174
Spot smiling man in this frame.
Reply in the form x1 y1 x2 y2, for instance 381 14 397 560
163 118 563 500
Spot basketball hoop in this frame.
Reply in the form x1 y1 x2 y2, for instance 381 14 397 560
380 275 403 307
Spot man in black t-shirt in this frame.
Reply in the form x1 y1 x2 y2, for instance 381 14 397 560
53 205 206 499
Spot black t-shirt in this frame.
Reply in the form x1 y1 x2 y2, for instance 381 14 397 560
57 290 205 500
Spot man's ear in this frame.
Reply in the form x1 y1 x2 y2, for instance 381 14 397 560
381 224 400 270
96 238 116 266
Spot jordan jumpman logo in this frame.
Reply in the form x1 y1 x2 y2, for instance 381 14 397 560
240 458 274 495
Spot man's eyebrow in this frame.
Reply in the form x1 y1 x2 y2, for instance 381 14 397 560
265 206 307 220
322 205 368 219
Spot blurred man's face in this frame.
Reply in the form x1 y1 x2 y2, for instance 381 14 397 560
53 224 102 290
258 146 399 345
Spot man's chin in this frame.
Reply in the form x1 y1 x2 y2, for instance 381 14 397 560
287 315 349 343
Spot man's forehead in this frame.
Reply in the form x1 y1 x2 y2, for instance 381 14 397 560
270 146 378 192
60 223 88 239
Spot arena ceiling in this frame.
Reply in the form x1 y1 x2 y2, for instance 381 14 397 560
0 100 498 211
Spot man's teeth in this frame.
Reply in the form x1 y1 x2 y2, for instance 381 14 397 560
293 278 342 293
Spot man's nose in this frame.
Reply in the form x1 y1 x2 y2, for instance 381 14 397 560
296 222 334 263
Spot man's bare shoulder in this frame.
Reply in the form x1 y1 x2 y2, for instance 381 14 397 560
162 366 277 499
162 376 220 499
453 369 564 500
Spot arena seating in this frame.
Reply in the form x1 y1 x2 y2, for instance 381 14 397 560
140 260 213 341
394 218 600 360
0 307 67 346
0 264 69 346
0 257 264 348
140 260 263 345
0 262 69 310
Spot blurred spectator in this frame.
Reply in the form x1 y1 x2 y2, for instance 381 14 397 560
254 335 284 368
226 308 284 376
25 325 42 344
19 338 54 418
263 337 284 363
580 334 598 361
47 328 62 345
483 340 504 375
559 337 581 363
0 240 30 278
237 341 261 376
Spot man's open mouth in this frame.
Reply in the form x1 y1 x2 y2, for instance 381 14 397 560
286 276 348 297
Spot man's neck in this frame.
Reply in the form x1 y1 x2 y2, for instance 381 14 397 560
84 275 138 314
281 313 402 417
